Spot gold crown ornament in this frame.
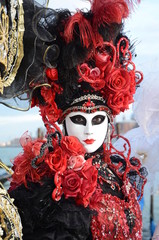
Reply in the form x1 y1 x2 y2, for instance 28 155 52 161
0 0 25 94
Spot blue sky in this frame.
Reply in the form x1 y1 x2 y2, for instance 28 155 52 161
0 105 43 142
0 0 159 142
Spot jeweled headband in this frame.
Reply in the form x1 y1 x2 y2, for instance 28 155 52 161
58 94 113 123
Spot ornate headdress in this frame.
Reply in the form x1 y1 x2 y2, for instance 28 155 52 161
0 0 143 127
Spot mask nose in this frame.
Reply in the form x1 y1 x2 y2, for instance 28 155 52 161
84 120 93 135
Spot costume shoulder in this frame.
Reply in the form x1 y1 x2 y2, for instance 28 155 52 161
110 154 147 198
10 178 92 240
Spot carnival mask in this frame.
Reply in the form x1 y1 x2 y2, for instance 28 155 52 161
65 111 108 153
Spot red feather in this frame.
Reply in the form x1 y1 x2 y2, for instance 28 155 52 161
63 12 96 48
88 0 141 28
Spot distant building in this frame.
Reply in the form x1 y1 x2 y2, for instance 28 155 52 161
116 120 138 135
0 142 7 147
9 138 21 147
37 127 45 139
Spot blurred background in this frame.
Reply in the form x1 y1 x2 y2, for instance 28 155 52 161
0 0 159 239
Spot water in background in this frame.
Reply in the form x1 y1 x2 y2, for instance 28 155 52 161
0 147 22 189
0 147 22 166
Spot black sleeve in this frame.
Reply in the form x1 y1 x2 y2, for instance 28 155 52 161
10 179 92 240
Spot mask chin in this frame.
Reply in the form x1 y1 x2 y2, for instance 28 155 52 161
85 145 105 156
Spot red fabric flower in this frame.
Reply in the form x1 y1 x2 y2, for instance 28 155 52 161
19 131 32 147
67 155 86 171
46 68 58 81
61 136 86 156
45 146 67 173
10 136 51 189
40 103 62 124
40 85 63 124
57 156 98 206
32 140 45 156
77 158 98 207
90 67 101 80
106 69 132 93
40 87 62 123
91 79 105 91
76 38 140 116
79 63 90 76
95 52 112 74
78 63 106 91
107 92 133 115
62 170 82 198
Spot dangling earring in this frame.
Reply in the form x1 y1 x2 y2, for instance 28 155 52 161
105 123 111 150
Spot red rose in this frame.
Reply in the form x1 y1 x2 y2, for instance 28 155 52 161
79 63 90 76
62 170 82 198
95 52 112 74
106 69 131 93
61 136 86 156
77 158 98 207
67 155 86 171
90 67 101 80
120 94 133 112
91 79 105 91
40 102 62 123
46 103 62 122
45 147 67 172
46 68 58 81
107 92 133 115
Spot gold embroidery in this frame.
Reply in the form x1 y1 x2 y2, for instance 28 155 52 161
0 0 25 94
0 182 23 239
0 159 22 239
0 6 9 93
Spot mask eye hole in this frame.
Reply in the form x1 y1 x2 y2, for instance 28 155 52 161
92 115 105 125
70 115 86 126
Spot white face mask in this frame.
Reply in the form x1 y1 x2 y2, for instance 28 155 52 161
65 111 108 153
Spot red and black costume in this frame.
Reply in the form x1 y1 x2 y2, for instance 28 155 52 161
9 132 147 239
0 0 147 239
